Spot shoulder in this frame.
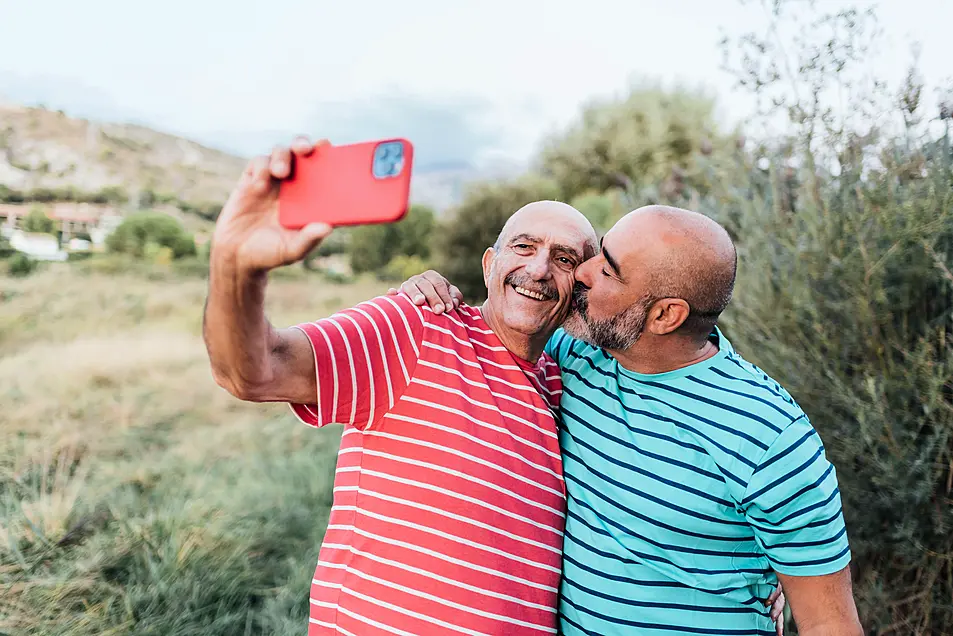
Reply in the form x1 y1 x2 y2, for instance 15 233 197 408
546 328 607 369
705 345 807 428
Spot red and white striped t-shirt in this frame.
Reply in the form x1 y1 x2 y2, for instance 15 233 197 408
288 293 565 635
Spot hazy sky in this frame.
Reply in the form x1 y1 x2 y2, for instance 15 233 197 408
1 0 950 168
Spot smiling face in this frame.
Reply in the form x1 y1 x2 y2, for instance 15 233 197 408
481 202 597 350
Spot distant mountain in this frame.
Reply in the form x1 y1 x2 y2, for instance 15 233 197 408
0 100 514 220
0 101 246 208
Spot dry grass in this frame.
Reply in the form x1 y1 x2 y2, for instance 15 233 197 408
0 265 388 635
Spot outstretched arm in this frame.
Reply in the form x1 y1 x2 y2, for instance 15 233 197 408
203 137 332 404
388 270 464 314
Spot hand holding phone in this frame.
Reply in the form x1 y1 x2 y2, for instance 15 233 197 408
211 137 336 274
278 138 414 229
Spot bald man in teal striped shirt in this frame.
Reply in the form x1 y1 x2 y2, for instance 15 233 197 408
543 205 860 635
397 204 861 635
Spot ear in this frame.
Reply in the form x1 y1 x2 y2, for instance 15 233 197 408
646 298 690 336
482 247 496 289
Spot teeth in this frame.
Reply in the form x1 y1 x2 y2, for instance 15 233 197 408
514 285 547 301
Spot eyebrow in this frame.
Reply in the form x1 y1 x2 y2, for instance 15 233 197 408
510 234 582 261
552 243 582 261
509 233 541 244
600 237 622 277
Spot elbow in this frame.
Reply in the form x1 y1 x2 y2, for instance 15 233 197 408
209 365 268 402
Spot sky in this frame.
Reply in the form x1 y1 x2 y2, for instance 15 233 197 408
1 0 950 170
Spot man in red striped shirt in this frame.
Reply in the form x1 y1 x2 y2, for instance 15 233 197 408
203 135 599 635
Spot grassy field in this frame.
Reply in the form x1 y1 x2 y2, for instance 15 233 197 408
0 263 390 635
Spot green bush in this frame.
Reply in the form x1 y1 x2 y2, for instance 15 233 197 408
8 252 37 277
0 233 14 259
380 254 431 283
106 212 196 260
22 205 55 235
348 204 435 274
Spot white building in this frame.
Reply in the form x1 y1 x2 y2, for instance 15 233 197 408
8 230 68 261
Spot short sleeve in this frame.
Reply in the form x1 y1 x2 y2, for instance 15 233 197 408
742 415 852 576
288 293 425 431
544 328 574 369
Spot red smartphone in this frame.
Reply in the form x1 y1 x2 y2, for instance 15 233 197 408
278 138 414 229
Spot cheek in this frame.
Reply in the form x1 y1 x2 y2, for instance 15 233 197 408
585 283 619 318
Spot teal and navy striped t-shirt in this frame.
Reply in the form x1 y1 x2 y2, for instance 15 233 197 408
545 327 851 636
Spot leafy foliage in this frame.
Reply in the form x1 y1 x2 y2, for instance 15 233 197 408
347 204 436 275
7 252 37 277
538 83 739 206
106 212 197 260
22 205 56 235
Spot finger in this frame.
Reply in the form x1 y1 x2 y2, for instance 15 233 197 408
247 155 274 196
775 615 783 636
419 270 456 309
290 135 314 157
449 285 463 307
412 278 447 314
770 593 785 621
387 288 398 295
287 223 333 263
773 592 785 614
270 146 293 179
422 273 455 310
398 280 427 305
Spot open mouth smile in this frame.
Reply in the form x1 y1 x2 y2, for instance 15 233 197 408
513 285 550 301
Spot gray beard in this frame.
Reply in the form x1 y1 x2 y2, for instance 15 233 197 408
563 287 653 351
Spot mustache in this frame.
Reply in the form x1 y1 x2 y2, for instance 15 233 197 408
504 272 558 301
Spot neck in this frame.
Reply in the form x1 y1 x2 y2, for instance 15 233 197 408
479 300 548 362
608 333 718 375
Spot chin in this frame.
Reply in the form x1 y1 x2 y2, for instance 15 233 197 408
561 312 588 339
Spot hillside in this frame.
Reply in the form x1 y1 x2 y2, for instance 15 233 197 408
0 101 247 211
0 101 493 218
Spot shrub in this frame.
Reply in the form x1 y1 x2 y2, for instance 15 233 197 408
106 212 196 260
380 254 431 283
8 252 37 277
347 204 435 274
22 205 55 235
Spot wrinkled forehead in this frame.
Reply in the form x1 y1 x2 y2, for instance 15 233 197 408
500 205 597 257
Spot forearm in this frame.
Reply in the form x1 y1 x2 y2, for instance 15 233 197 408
203 252 281 399
796 621 863 636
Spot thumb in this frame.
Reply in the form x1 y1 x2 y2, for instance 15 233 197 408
288 223 333 262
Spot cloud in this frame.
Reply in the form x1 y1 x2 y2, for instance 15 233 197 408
306 90 506 171
0 72 149 125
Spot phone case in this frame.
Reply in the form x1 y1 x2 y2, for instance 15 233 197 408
278 138 414 229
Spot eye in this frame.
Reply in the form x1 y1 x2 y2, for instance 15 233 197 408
602 268 611 277
556 256 575 267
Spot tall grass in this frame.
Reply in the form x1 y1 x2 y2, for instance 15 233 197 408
1 266 387 635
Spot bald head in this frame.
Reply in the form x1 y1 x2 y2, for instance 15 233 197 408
494 200 598 258
613 205 737 340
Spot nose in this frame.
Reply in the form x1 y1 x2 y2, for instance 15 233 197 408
524 250 551 280
574 257 595 288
